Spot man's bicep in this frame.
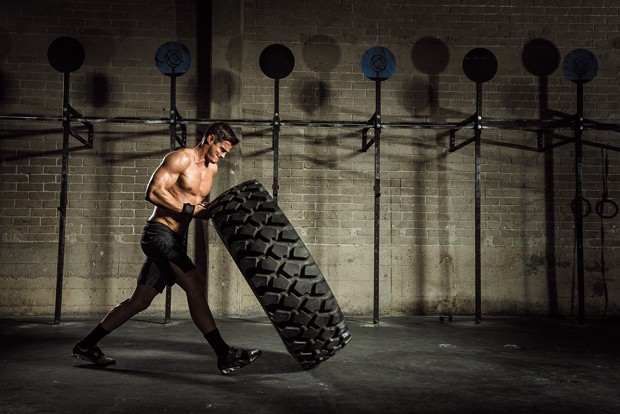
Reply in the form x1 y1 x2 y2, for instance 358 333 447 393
145 152 190 204
151 152 188 188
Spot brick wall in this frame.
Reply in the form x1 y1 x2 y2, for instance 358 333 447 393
1 0 619 318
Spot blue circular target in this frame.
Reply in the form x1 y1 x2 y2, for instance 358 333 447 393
155 41 191 76
563 49 598 83
361 46 396 81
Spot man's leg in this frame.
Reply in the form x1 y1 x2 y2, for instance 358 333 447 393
72 283 159 365
168 262 217 334
169 262 261 374
100 283 159 331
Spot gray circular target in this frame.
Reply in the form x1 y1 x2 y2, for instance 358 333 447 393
259 44 295 79
155 41 191 76
563 49 598 83
462 48 497 83
47 37 85 73
361 46 396 81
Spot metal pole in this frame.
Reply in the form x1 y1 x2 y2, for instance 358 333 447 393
373 79 381 325
54 71 71 325
575 82 586 324
273 78 280 203
474 82 482 325
164 73 177 324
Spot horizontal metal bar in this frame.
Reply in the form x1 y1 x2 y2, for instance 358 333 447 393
282 120 371 128
582 119 620 132
76 117 171 125
179 118 273 126
581 139 620 152
381 122 462 130
0 114 169 125
2 113 618 133
0 114 63 122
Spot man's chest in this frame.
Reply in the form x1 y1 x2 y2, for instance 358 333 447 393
178 165 213 197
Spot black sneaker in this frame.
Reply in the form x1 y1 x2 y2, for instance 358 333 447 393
71 342 116 366
217 347 261 375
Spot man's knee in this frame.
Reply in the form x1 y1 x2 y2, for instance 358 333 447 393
131 296 153 311
129 289 156 311
181 276 206 298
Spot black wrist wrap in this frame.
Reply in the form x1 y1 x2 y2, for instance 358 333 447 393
181 203 195 217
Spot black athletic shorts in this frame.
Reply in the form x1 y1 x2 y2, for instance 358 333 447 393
138 221 196 293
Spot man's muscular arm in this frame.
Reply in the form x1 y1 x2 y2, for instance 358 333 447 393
145 150 192 214
145 150 211 221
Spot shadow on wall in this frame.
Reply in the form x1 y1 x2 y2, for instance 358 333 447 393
0 29 11 104
208 35 242 118
212 68 240 114
0 72 7 104
521 38 562 318
400 37 570 316
409 37 454 313
296 34 341 116
80 30 115 66
521 38 562 118
405 37 467 119
90 73 110 107
81 32 115 109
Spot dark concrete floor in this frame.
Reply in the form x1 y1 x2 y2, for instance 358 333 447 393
1 315 619 414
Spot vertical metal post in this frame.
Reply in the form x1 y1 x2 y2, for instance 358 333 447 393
54 71 71 325
574 82 585 324
540 74 559 318
474 82 482 325
164 73 177 324
273 78 280 203
373 79 381 325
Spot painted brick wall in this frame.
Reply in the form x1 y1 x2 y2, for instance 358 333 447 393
1 0 619 319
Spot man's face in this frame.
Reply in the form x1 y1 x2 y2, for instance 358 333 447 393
206 135 233 164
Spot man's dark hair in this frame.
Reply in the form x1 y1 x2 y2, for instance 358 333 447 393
200 122 239 146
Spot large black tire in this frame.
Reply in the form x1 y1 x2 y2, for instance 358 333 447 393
207 180 351 369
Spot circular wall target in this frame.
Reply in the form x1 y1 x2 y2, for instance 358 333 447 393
563 49 598 83
47 37 85 73
361 46 397 81
259 44 295 79
522 38 561 77
155 41 192 76
462 48 498 83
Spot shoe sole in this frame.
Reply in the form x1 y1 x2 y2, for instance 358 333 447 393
219 350 262 375
71 353 116 367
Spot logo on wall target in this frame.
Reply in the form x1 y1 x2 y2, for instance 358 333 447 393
563 49 598 83
155 41 192 76
361 46 396 81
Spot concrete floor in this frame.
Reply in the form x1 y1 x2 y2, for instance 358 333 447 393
1 315 619 414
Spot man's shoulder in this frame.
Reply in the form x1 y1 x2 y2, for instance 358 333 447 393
163 148 193 166
171 147 194 158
